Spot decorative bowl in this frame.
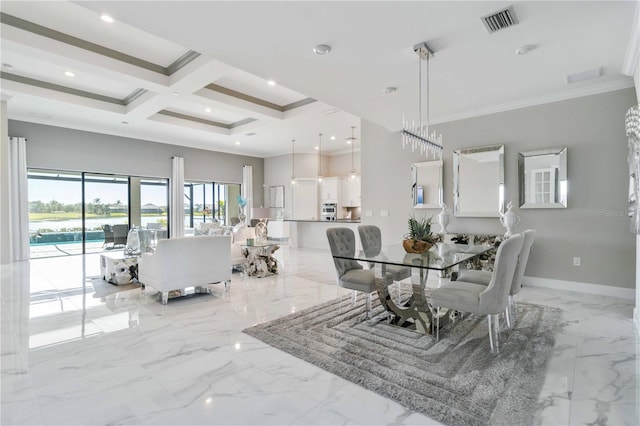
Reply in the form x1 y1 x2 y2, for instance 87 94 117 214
402 239 434 254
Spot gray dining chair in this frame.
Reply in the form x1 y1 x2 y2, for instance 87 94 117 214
358 225 411 301
455 229 536 329
326 227 391 320
431 233 524 354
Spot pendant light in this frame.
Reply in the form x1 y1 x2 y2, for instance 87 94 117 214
317 133 323 183
347 126 357 179
290 139 296 185
401 41 443 159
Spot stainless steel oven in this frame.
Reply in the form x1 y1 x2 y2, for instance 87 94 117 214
321 203 337 221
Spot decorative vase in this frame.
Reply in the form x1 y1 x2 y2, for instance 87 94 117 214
125 227 141 255
499 201 520 238
437 204 450 234
402 239 434 254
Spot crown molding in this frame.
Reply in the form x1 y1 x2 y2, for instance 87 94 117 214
622 1 640 77
431 78 635 126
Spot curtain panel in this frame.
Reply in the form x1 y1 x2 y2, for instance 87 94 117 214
9 137 29 261
170 156 185 238
242 165 253 223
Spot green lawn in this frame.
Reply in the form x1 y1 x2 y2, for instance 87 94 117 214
29 212 128 221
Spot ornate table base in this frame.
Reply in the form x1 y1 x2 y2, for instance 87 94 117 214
374 265 452 335
242 243 280 277
100 252 139 285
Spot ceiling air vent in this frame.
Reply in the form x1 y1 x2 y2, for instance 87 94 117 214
481 6 518 33
245 132 257 136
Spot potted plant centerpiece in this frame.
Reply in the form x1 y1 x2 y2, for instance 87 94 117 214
403 215 436 254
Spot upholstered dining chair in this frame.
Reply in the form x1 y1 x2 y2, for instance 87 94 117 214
430 233 524 354
358 225 411 301
455 229 536 329
326 227 391 320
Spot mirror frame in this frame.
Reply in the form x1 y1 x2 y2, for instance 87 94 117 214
453 144 505 217
268 185 284 208
411 160 443 209
518 147 568 209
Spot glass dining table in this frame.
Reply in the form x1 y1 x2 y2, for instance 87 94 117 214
332 242 493 335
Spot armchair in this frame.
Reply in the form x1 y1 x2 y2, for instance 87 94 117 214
137 235 231 304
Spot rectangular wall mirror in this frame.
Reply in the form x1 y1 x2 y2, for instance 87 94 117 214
411 160 443 208
518 147 567 208
453 144 504 217
269 185 284 208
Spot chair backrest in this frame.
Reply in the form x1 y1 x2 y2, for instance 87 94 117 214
510 229 536 296
112 224 129 237
479 233 524 314
102 224 113 234
358 225 382 257
326 227 363 277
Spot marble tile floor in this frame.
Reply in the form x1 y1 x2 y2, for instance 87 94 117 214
1 246 638 426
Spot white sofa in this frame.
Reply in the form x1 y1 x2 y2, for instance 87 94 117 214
138 235 231 304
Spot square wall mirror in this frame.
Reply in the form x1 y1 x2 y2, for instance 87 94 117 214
411 160 443 208
518 147 567 208
269 185 284 208
453 144 504 217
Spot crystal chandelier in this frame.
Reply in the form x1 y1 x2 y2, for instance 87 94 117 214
402 42 443 159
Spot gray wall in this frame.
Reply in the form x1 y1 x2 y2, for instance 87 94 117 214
362 88 638 289
8 121 264 208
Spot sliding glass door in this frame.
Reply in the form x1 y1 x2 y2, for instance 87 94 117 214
27 169 168 258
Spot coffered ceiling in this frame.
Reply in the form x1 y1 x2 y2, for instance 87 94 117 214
1 1 637 158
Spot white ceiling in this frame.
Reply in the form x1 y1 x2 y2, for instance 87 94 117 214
1 1 637 158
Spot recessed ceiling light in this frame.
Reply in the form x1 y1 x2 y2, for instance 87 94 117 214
314 146 319 150
100 14 114 23
235 141 240 145
346 140 352 145
267 80 276 86
205 107 211 113
383 86 397 94
171 91 180 96
515 45 535 55
313 44 331 55
2 63 14 70
330 135 336 140
325 108 338 115
64 71 75 77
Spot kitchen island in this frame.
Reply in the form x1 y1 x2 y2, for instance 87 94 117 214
286 219 362 250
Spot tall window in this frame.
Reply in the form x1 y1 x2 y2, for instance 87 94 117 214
27 169 168 258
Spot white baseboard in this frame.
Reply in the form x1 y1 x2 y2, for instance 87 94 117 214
524 276 635 300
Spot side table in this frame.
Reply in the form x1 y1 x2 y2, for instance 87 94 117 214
100 252 140 285
241 242 280 277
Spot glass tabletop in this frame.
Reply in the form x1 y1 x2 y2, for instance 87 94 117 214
241 241 280 248
333 242 493 271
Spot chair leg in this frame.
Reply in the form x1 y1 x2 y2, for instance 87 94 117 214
488 314 500 354
351 290 357 305
435 307 440 341
161 291 169 305
365 292 372 319
504 305 513 330
509 295 517 326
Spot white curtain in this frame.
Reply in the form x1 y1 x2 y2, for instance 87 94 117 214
170 156 185 238
9 137 29 261
242 165 253 223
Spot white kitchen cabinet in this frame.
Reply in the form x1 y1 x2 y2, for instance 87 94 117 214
342 175 361 207
320 177 341 203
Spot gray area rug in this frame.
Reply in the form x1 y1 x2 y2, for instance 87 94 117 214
243 294 561 426
90 277 141 298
